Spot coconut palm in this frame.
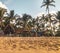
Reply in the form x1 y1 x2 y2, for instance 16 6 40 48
41 0 55 36
22 14 32 37
56 11 60 25
0 8 7 18
31 18 36 37
5 10 14 25
41 0 55 14
35 17 40 37
41 0 55 27
4 10 15 35
56 11 60 36
15 16 24 37
22 14 32 30
0 8 7 32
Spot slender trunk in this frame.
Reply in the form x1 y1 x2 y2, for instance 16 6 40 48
48 7 49 14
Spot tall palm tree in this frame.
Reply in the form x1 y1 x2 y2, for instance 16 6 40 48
41 0 55 14
41 0 55 36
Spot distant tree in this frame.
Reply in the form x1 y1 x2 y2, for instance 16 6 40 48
56 11 60 25
40 14 45 30
10 10 14 18
4 10 15 35
0 8 7 18
0 8 7 30
56 11 60 36
5 10 14 25
22 14 32 37
41 0 55 27
41 0 55 36
41 0 55 14
22 14 32 27
32 18 36 27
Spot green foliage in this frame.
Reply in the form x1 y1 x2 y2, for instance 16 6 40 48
45 30 53 36
10 10 14 18
56 31 60 36
41 0 55 13
56 11 60 21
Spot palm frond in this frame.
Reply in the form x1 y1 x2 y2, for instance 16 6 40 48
49 4 55 7
43 0 46 3
41 4 46 8
46 0 50 3
50 0 55 3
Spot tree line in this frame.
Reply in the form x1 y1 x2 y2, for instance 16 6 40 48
0 0 60 37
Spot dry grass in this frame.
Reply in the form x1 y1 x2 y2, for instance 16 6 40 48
0 37 60 53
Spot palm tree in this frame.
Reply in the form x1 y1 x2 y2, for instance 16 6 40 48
22 14 32 37
41 0 55 14
22 14 32 29
56 11 60 36
41 0 55 36
4 10 14 25
31 18 36 37
56 11 60 25
4 10 15 35
0 8 7 31
36 17 40 37
15 16 23 37
0 8 7 18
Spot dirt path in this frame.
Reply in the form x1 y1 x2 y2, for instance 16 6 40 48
0 37 60 53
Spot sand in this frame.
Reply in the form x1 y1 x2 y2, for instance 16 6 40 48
0 37 60 53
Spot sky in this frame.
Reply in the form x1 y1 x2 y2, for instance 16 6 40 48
0 0 60 17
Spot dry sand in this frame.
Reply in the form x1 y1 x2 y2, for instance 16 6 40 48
0 37 60 53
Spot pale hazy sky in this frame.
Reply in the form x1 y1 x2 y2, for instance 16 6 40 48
0 0 60 17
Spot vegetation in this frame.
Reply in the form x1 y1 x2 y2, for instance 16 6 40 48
41 0 55 14
0 0 60 37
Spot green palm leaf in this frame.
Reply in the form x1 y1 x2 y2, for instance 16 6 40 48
41 4 46 8
49 4 55 7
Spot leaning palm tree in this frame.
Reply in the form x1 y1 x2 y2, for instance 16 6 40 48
4 10 15 36
0 8 7 30
41 0 55 14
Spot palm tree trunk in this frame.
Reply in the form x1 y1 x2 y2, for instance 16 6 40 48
48 7 49 14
